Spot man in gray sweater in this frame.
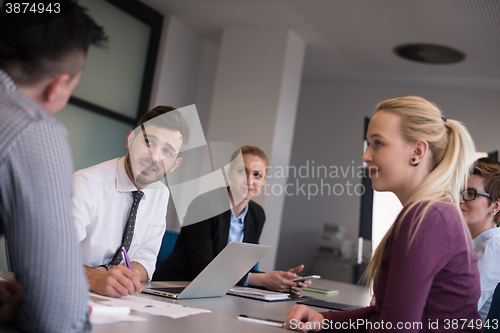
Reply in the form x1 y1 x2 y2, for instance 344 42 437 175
0 2 106 332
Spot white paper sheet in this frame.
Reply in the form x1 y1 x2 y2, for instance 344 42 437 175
89 300 147 325
92 294 211 319
90 314 147 325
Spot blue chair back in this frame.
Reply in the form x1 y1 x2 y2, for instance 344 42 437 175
485 282 500 332
155 230 179 272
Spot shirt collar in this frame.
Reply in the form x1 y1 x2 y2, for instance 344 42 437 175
0 69 54 119
0 69 18 91
473 227 500 246
116 157 138 193
231 204 249 221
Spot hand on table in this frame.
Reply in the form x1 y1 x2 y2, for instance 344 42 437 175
286 305 324 332
86 264 142 297
0 280 22 323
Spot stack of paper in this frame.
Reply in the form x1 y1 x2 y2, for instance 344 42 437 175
89 300 146 325
302 287 339 295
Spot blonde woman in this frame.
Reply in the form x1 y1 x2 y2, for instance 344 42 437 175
286 97 482 332
155 146 310 293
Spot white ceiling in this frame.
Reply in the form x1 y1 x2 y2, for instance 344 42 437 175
140 0 500 90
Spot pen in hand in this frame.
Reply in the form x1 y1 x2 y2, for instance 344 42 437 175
121 247 141 295
121 247 132 270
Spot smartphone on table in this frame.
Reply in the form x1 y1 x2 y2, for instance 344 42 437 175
291 275 321 282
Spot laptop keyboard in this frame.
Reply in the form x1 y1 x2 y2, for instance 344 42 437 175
150 287 186 294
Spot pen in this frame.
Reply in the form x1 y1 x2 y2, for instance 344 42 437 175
121 246 141 295
121 247 132 270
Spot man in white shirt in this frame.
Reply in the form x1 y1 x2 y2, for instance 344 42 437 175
73 106 190 297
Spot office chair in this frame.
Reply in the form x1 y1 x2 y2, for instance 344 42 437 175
155 230 180 271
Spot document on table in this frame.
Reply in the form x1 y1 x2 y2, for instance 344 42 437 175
90 293 211 319
89 300 147 325
91 315 146 325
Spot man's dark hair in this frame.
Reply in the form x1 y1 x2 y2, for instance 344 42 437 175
134 105 191 154
0 0 107 85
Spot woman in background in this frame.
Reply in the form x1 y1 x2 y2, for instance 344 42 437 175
155 146 310 293
460 159 500 321
286 96 481 332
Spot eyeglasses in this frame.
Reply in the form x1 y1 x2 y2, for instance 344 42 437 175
460 189 491 201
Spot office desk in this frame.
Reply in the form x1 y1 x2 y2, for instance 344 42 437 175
91 279 370 333
0 279 370 332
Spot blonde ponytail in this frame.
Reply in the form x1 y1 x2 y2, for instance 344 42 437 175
364 97 476 286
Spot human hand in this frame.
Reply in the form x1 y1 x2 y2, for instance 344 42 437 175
249 265 312 294
288 265 305 275
87 265 142 297
370 294 376 306
288 265 312 294
286 305 324 332
0 280 22 323
250 270 297 292
130 261 148 282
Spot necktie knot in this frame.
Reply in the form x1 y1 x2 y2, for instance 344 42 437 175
133 190 144 201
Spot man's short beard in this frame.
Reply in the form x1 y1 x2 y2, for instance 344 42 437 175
126 153 166 186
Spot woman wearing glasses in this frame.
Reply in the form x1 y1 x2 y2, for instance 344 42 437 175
286 96 482 332
460 160 500 321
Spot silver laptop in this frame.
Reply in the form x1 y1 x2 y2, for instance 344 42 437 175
142 242 271 299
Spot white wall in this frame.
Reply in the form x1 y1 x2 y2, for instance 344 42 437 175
150 16 219 134
206 28 305 271
275 80 500 273
55 105 132 171
150 16 219 231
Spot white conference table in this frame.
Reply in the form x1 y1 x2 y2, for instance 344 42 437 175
0 279 370 332
90 279 371 333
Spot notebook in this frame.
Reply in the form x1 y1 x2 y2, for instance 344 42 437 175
142 242 270 299
228 286 290 301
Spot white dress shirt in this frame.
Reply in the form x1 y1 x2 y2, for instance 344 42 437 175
72 157 169 280
228 204 249 244
228 205 250 286
474 227 500 321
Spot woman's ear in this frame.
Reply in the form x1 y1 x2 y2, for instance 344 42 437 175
411 139 429 165
491 198 500 215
